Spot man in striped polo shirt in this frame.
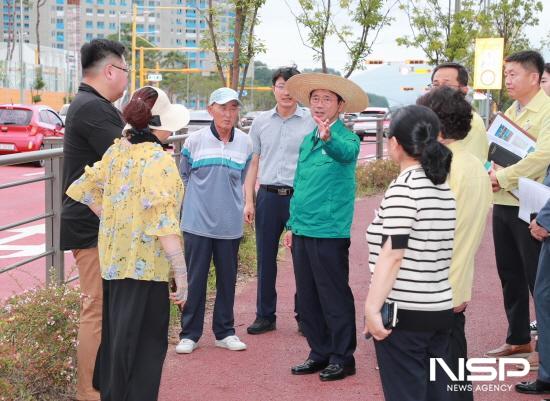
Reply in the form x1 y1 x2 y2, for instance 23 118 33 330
175 88 253 355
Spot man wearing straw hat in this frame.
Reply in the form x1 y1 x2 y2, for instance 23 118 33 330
282 73 368 381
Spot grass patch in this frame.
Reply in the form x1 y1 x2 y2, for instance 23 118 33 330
356 159 399 197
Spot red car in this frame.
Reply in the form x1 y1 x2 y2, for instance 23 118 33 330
0 104 64 166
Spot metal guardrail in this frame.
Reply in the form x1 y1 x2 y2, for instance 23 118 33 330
0 119 381 288
355 117 387 161
0 133 188 287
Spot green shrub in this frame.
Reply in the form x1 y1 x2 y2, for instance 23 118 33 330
0 285 80 401
356 159 399 197
238 224 257 277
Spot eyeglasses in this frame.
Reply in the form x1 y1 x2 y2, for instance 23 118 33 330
274 84 286 90
111 64 131 74
310 95 338 105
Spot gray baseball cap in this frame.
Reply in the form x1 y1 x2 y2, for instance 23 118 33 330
208 87 243 106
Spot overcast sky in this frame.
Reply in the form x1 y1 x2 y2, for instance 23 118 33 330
254 0 550 75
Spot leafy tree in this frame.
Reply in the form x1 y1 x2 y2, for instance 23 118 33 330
34 0 46 65
252 61 275 86
290 0 394 77
396 0 479 66
478 0 542 55
31 65 45 103
202 0 267 94
303 67 342 75
477 0 543 109
107 24 161 87
160 51 190 101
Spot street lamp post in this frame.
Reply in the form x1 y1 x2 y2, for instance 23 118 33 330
19 0 24 103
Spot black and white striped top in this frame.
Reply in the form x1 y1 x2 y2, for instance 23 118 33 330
367 165 456 314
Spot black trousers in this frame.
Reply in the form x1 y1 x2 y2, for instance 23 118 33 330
446 312 473 401
255 187 295 322
374 328 451 401
180 231 241 342
292 235 356 365
95 278 169 401
493 205 541 344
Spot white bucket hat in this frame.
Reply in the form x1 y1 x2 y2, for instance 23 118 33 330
123 86 190 133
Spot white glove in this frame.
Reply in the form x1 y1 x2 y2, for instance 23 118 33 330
166 250 187 303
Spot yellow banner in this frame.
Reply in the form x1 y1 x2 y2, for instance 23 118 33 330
473 38 504 90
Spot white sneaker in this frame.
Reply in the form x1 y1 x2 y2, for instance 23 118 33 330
215 335 247 351
175 338 198 354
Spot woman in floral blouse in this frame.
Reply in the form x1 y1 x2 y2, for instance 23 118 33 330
67 86 189 401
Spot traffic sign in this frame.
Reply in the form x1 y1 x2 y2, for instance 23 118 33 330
148 73 163 82
473 38 504 90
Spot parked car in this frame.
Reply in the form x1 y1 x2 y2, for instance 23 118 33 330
240 111 262 128
58 103 70 124
0 104 65 166
187 109 213 132
351 107 391 141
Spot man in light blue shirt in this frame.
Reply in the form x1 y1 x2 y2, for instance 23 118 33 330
244 66 316 335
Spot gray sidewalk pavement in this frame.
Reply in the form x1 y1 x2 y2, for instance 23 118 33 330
159 196 539 401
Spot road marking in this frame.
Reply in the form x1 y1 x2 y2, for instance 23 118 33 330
0 224 46 258
23 171 44 177
0 224 45 245
0 244 45 259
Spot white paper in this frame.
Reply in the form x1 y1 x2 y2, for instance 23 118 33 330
518 177 550 223
487 114 536 159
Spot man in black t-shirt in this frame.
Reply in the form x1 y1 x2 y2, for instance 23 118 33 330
60 39 127 401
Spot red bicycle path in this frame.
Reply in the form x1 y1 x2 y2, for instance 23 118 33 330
158 196 540 401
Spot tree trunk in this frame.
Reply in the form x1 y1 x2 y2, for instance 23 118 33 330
231 3 248 90
206 0 226 86
36 0 47 66
320 0 331 73
238 5 260 96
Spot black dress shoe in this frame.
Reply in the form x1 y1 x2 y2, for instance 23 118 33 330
319 363 356 381
291 359 329 375
247 317 276 335
515 380 550 394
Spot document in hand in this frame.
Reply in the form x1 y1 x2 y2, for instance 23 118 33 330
518 177 550 223
487 113 536 165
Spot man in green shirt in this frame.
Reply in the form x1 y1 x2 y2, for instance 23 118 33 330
282 73 368 381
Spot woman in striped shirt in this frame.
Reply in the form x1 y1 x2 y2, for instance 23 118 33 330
365 105 456 401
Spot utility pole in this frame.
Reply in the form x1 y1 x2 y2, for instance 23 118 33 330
18 0 24 103
455 0 461 13
131 3 137 93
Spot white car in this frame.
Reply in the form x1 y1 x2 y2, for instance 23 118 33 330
351 107 391 141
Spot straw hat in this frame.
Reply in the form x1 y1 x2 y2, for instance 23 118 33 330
285 73 369 113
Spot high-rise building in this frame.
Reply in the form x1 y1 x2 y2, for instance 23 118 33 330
1 0 234 74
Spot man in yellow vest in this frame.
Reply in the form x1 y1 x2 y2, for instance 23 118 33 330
487 51 550 388
430 62 488 162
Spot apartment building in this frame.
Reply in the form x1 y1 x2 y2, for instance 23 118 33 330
1 0 234 72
